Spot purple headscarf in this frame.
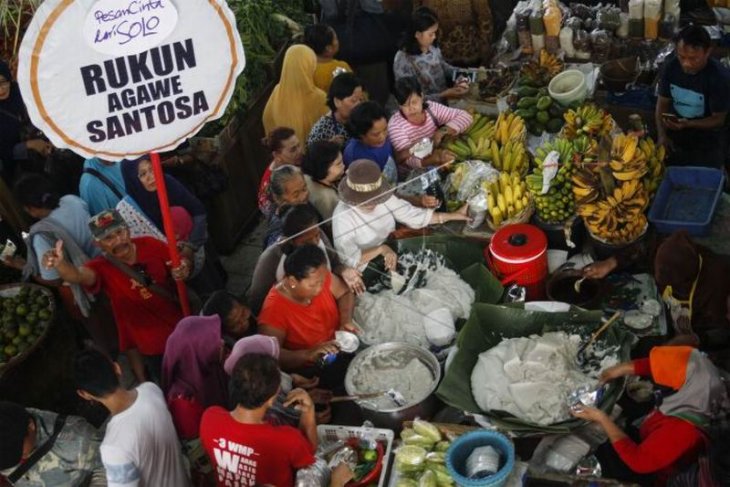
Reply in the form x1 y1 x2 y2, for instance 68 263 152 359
224 335 280 376
162 315 228 408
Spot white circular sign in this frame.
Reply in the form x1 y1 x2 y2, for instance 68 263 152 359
83 0 179 56
17 0 245 161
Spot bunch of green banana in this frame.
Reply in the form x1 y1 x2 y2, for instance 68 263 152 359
526 137 577 223
444 113 496 161
486 172 531 226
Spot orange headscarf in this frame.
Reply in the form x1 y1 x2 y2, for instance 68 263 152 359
649 345 694 390
263 45 328 141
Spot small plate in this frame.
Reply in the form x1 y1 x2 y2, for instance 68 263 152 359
623 310 654 330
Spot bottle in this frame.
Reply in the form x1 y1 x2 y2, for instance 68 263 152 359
543 0 562 37
423 170 447 212
560 27 575 57
517 10 533 54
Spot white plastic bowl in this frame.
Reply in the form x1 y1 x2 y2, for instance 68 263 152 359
548 69 587 106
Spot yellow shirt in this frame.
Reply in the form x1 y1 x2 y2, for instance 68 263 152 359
313 59 353 92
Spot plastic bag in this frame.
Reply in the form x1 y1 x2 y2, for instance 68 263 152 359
295 458 330 487
443 161 499 204
413 419 443 443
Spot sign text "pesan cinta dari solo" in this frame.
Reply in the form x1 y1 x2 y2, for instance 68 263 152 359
80 38 209 142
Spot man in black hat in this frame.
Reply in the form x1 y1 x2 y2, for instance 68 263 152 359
0 401 105 486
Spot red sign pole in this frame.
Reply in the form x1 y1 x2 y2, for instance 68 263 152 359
150 152 191 316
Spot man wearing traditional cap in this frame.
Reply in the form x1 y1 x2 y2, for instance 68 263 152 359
42 209 191 384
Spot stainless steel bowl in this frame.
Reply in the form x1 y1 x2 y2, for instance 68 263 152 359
345 342 441 431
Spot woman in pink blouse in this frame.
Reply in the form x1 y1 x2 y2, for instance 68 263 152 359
388 76 472 174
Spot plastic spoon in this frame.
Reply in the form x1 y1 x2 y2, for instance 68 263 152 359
390 270 406 294
574 276 588 293
576 311 623 366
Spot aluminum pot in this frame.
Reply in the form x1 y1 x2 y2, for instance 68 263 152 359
345 342 441 432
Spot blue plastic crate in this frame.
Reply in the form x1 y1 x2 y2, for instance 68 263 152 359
648 166 725 236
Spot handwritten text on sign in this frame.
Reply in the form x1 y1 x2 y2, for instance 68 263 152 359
83 0 178 56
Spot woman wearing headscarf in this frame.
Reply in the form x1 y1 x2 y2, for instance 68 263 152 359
118 157 224 294
162 314 229 485
583 231 730 350
572 345 729 486
0 60 52 183
263 45 328 141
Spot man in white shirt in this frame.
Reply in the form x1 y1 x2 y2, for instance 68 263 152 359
74 348 190 487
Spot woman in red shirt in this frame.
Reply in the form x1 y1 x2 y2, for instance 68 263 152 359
258 244 356 372
257 127 304 217
572 346 728 486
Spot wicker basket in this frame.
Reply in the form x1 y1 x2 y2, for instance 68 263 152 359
486 199 535 232
0 283 56 377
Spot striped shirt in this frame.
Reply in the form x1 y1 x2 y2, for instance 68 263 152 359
388 102 472 169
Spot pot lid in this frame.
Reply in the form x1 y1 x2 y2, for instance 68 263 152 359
490 224 547 262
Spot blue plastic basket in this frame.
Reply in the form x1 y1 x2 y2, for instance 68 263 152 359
648 166 725 236
445 430 515 487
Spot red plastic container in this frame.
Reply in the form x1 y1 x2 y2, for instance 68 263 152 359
487 223 548 300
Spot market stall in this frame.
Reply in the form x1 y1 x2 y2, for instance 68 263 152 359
307 2 730 484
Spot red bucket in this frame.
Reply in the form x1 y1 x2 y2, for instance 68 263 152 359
487 224 548 300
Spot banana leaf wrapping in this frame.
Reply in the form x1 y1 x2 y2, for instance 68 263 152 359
436 303 633 435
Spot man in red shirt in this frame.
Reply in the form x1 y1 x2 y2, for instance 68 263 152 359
199 353 317 487
43 209 191 384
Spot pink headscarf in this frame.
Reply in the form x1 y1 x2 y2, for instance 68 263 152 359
224 335 280 376
170 206 193 241
162 315 228 408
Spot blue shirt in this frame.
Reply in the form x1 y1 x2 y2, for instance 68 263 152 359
343 138 398 184
79 158 126 216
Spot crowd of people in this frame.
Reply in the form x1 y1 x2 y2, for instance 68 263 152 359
0 1 729 486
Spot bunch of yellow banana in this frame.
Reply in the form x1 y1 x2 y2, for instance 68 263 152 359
490 139 530 175
486 171 531 226
562 104 614 140
575 168 650 244
609 133 649 181
494 111 526 146
637 136 666 196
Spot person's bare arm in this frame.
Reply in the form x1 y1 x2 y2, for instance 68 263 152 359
655 96 672 147
330 274 355 332
359 244 397 271
43 240 97 287
284 389 318 449
126 348 146 383
676 111 728 130
259 324 339 370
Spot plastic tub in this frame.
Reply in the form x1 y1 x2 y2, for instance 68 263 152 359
548 70 587 106
446 430 515 487
648 166 725 236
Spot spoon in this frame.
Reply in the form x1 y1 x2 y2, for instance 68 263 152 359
574 276 588 293
390 270 406 294
576 311 623 367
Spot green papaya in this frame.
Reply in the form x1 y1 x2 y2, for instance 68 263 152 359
517 97 538 109
515 85 539 97
548 104 565 118
536 110 550 124
536 95 552 110
514 108 536 120
538 88 549 97
546 118 564 133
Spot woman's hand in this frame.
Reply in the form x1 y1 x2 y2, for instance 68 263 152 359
582 257 617 280
340 267 365 295
570 405 608 423
442 85 469 99
330 463 355 487
339 322 359 333
419 195 441 209
291 374 319 389
307 341 339 363
380 245 398 271
1 255 25 271
599 362 634 385
432 128 451 148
